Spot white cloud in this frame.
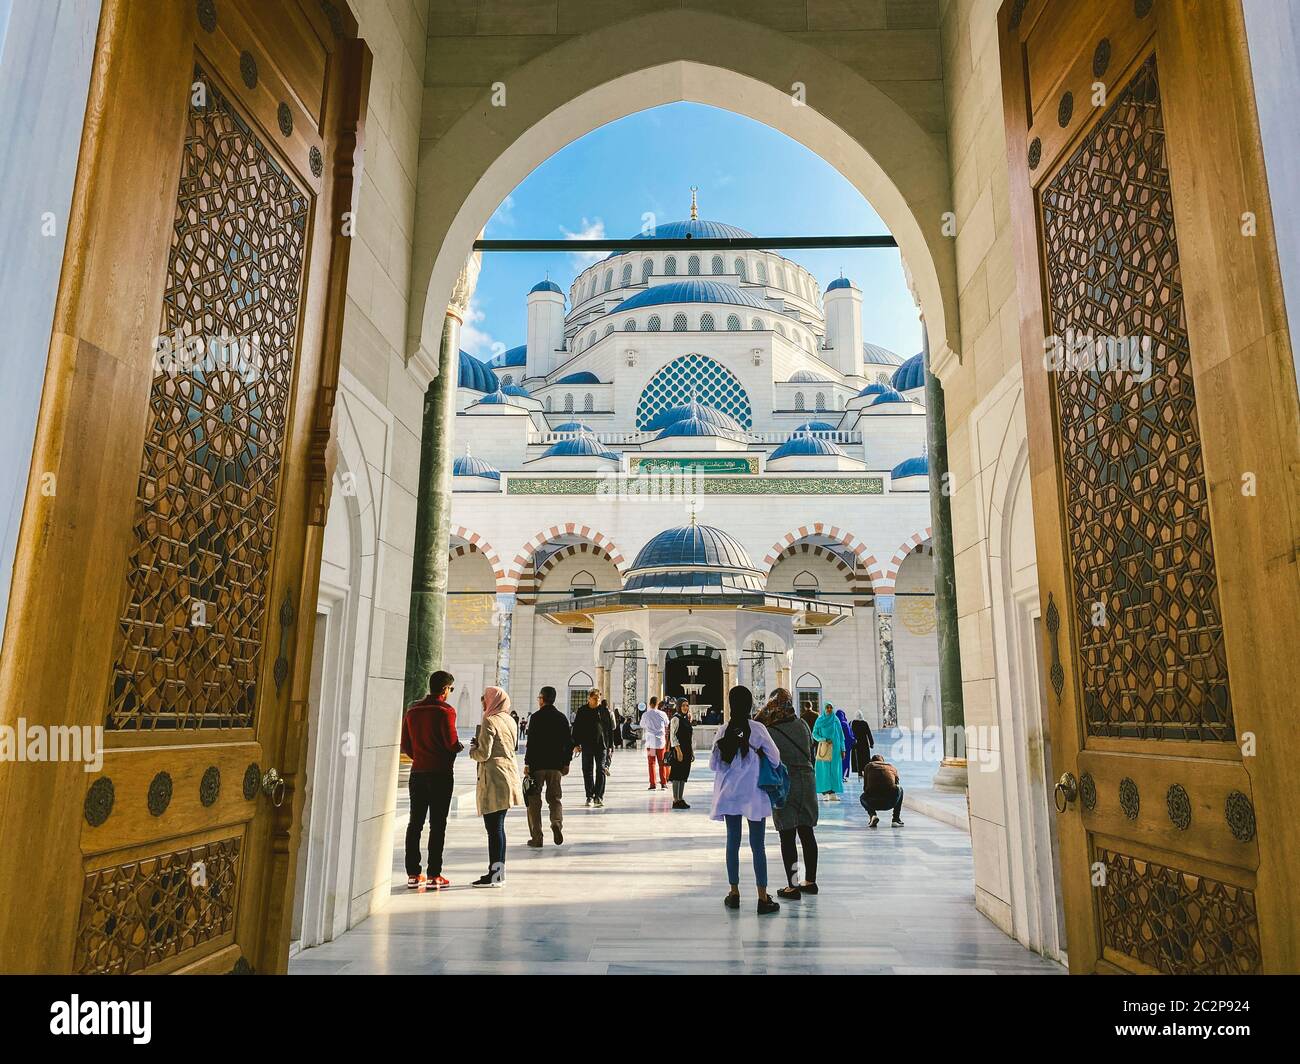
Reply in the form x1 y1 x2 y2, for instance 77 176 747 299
560 216 607 267
459 299 505 362
489 193 515 230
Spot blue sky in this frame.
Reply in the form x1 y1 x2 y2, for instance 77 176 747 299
462 102 921 362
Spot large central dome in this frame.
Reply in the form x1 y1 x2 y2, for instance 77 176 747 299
625 523 764 594
630 218 755 242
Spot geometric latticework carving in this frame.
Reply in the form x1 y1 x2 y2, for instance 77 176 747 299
1097 847 1261 974
108 68 309 730
634 353 754 430
1040 56 1233 741
74 836 243 974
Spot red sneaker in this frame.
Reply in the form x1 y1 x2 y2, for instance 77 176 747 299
429 875 450 889
406 875 424 890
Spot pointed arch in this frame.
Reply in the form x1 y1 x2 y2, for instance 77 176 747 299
762 523 886 596
877 527 934 595
450 525 508 592
506 524 629 594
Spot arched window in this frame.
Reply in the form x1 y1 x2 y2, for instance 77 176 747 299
794 392 805 411
621 263 632 286
642 258 653 282
726 314 741 331
837 394 845 409
604 323 615 336
734 257 746 280
634 352 754 430
603 270 613 292
757 261 768 285
699 313 715 332
624 319 637 331
794 571 820 599
564 394 574 412
687 254 700 276
583 393 593 412
775 323 787 337
815 392 826 411
664 256 677 276
569 571 595 596
672 313 688 332
501 374 513 386
751 317 763 330
711 254 724 275
587 331 597 347
647 315 661 332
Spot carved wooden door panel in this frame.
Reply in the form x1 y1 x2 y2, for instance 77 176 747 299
0 0 369 972
999 0 1300 973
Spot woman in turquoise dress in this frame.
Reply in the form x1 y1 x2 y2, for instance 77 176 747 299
811 705 844 801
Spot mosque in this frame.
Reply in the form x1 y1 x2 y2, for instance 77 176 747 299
444 197 940 734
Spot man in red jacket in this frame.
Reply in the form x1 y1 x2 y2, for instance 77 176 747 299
401 670 463 888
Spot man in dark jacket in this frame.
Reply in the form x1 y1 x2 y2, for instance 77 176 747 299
400 670 463 887
572 688 613 806
860 753 904 828
524 686 572 847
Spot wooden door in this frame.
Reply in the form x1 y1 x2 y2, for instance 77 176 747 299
999 0 1300 973
0 0 369 973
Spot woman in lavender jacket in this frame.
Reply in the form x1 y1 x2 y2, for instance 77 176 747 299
710 686 782 915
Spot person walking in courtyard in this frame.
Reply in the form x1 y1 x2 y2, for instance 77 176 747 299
469 686 524 886
834 707 856 782
524 686 571 848
572 688 612 806
710 686 782 915
861 753 905 828
668 698 694 808
812 704 844 801
640 696 670 790
799 700 819 733
401 669 463 890
758 687 818 899
850 711 875 776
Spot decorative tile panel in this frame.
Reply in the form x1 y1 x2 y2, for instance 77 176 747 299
635 353 753 429
507 476 884 496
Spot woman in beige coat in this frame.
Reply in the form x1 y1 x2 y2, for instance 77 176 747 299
469 686 523 887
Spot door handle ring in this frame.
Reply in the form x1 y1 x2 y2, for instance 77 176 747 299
261 767 286 808
1054 771 1078 813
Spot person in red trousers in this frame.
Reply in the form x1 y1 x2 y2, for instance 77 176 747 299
640 698 670 790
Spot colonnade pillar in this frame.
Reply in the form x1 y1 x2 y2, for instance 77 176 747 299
876 602 898 728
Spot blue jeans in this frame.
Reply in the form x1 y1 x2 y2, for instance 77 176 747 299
724 814 768 889
483 809 507 876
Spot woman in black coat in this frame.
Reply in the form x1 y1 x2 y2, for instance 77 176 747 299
849 712 875 775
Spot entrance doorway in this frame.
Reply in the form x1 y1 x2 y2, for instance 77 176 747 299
664 650 722 721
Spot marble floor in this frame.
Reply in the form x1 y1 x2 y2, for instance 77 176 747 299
290 748 1064 975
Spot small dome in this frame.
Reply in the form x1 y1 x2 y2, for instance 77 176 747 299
863 341 903 366
502 384 532 397
488 344 527 368
458 350 499 393
549 421 592 433
788 369 831 383
613 280 770 314
794 420 837 432
869 387 907 405
554 371 601 384
656 414 749 442
453 453 501 480
472 390 526 408
539 432 619 461
892 352 925 392
530 280 563 295
625 523 764 594
645 400 744 434
891 455 929 480
857 382 892 398
826 277 858 292
770 434 847 460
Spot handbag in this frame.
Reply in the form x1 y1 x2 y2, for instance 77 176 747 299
663 747 677 766
757 752 791 809
521 772 538 800
815 739 834 762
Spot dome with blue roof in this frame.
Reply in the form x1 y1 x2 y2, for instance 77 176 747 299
794 420 837 432
892 352 925 392
655 412 749 442
554 371 601 385
613 280 770 315
769 434 847 461
539 433 619 461
788 369 832 383
453 451 501 481
826 276 858 292
644 400 744 434
891 455 929 480
549 421 592 433
458 350 500 393
869 387 907 405
863 342 903 366
487 344 527 368
624 522 764 594
471 390 528 408
857 382 892 398
502 384 532 397
530 279 563 295
630 219 755 243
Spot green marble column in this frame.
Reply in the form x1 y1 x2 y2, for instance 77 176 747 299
403 313 460 708
923 325 968 790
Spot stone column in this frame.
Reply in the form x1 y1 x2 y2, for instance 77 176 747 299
923 322 968 790
595 666 607 701
493 593 515 689
877 601 898 728
648 660 660 704
403 250 480 708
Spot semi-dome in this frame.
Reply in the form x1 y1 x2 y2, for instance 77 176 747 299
453 453 501 480
554 371 601 384
857 382 892 398
891 454 929 480
769 434 847 460
863 342 903 366
826 276 858 292
458 350 500 393
655 414 749 443
788 369 832 383
530 279 563 295
502 384 532 397
794 420 837 432
539 432 619 461
488 344 527 368
549 421 593 433
471 390 527 408
645 400 744 434
869 387 907 405
624 523 765 594
613 280 770 314
892 352 925 392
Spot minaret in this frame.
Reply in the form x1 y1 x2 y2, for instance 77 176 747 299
823 274 864 378
525 274 565 380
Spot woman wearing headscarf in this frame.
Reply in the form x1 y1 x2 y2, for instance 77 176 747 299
469 686 524 887
850 712 875 776
812 704 844 801
710 686 782 915
668 699 694 808
835 707 856 782
757 688 818 899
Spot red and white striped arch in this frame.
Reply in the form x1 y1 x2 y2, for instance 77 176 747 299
505 524 628 594
762 524 886 594
450 525 509 593
876 527 934 596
